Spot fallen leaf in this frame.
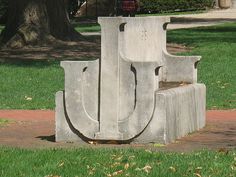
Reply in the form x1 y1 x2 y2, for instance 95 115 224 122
194 173 202 177
88 168 96 175
124 163 129 170
143 165 152 173
231 163 236 170
116 156 123 161
58 162 64 167
112 170 123 176
180 82 188 86
88 141 98 145
169 166 176 172
25 96 32 101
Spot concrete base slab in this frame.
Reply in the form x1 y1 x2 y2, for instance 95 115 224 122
56 84 206 144
134 83 206 144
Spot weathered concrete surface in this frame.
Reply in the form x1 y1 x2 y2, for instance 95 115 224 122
135 84 206 144
56 17 206 144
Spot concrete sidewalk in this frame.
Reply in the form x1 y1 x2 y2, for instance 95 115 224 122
82 9 236 36
168 8 236 30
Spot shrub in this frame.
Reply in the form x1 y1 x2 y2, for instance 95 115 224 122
139 0 215 13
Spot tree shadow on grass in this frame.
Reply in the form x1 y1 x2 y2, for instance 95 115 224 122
0 35 101 61
168 23 236 45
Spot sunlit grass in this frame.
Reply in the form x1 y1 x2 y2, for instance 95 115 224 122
0 148 235 177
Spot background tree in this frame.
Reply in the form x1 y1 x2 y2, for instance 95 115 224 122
0 0 8 24
0 0 82 49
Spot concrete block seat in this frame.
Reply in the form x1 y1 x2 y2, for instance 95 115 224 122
56 17 206 144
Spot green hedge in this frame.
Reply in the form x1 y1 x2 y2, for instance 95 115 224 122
139 0 215 13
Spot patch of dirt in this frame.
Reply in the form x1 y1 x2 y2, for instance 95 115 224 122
0 36 191 61
0 110 235 151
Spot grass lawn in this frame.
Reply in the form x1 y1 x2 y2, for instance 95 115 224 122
0 23 235 109
0 60 64 109
74 23 101 33
0 148 235 177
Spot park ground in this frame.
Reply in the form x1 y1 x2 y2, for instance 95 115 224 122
0 9 235 177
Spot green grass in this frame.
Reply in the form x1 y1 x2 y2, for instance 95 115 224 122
0 60 64 109
137 10 205 17
0 148 235 177
74 23 101 33
0 23 235 109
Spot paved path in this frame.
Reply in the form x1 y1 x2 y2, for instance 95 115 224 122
82 9 236 36
0 110 235 151
168 9 236 30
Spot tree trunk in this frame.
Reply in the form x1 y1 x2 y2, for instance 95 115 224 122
0 0 82 48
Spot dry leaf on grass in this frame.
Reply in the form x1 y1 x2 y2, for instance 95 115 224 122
169 166 176 172
107 170 124 177
194 173 202 177
142 165 152 173
124 163 129 170
113 170 123 176
25 96 32 101
58 162 64 167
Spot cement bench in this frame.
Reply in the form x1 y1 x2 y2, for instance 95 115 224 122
56 17 206 144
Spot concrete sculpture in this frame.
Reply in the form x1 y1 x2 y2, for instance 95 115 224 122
56 17 206 144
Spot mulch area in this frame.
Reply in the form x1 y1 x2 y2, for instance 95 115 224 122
0 110 235 151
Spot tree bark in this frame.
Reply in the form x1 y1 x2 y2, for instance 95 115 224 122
0 0 82 48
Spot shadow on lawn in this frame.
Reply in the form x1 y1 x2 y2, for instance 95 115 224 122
0 35 101 61
168 23 236 45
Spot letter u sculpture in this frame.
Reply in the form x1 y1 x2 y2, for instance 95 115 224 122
56 17 206 144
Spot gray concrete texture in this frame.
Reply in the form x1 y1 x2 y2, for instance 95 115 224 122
56 17 206 144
